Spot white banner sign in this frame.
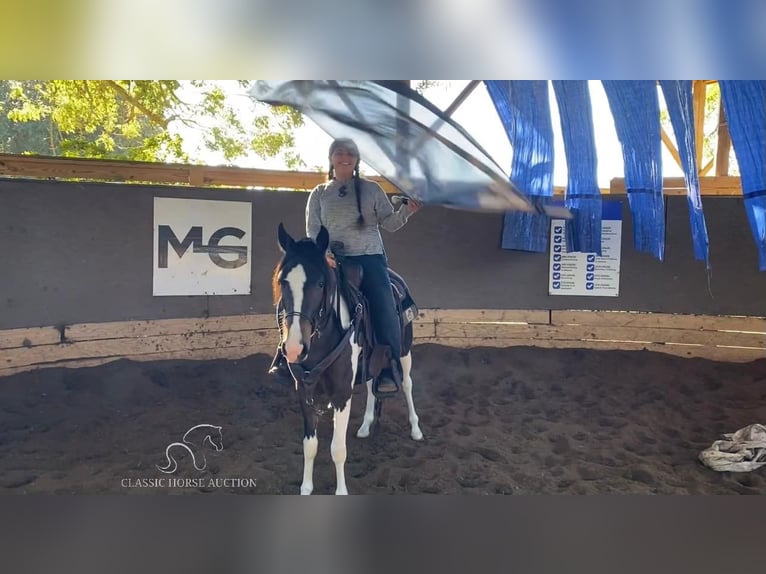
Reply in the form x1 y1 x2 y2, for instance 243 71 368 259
153 198 251 296
549 202 622 297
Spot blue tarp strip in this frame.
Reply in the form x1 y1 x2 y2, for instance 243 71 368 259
602 81 665 261
552 80 602 255
659 80 711 267
485 81 554 252
719 80 766 271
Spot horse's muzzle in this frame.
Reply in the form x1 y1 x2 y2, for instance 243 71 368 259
283 341 308 364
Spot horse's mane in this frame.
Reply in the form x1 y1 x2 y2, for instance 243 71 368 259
272 238 327 305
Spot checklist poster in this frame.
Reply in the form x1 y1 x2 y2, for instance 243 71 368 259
548 202 622 297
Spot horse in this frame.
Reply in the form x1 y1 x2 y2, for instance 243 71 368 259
273 223 423 495
156 424 224 474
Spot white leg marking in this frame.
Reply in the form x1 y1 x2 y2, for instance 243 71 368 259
331 398 351 496
283 265 306 363
401 352 423 441
333 337 360 494
301 435 317 495
356 379 376 439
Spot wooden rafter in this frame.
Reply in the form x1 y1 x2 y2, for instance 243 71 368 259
660 126 684 171
715 95 731 176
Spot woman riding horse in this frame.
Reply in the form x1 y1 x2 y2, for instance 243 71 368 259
271 137 420 396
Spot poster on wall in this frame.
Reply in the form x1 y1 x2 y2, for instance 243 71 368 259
153 197 252 296
549 202 622 297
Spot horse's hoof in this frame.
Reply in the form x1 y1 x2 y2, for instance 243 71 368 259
411 429 424 441
356 427 371 439
300 486 313 495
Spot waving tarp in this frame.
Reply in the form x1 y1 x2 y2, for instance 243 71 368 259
250 80 570 218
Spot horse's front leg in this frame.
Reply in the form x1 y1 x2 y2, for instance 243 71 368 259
331 397 352 495
330 343 360 495
298 388 319 495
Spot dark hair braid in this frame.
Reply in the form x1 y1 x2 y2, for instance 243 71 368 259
353 164 364 226
328 160 364 226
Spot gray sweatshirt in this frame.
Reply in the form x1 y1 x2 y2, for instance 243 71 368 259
305 178 413 256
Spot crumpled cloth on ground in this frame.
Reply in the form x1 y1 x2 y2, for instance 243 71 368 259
699 424 766 472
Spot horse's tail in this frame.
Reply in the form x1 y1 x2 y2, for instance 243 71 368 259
157 442 197 474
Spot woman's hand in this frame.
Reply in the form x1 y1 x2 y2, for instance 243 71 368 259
407 198 422 213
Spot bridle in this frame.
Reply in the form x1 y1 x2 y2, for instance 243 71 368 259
278 307 327 342
276 264 334 348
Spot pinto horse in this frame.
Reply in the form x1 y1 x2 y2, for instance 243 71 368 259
273 223 423 495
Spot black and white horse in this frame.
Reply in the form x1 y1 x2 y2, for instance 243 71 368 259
273 223 422 495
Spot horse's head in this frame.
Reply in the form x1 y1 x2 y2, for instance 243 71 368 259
273 223 331 363
183 424 224 452
204 426 224 452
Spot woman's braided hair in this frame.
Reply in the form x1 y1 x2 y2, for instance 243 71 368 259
328 139 364 226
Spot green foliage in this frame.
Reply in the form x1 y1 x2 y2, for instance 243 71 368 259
0 80 304 165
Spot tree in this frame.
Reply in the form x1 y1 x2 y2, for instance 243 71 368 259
0 80 305 167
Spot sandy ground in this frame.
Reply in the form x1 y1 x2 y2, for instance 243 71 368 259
1 344 765 494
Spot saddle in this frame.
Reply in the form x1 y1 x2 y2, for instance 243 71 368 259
336 259 418 387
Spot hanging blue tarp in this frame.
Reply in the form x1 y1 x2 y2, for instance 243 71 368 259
552 80 602 255
659 80 711 267
602 81 665 261
485 80 554 252
719 80 766 271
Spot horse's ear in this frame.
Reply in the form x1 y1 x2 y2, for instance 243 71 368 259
277 222 295 253
315 226 330 254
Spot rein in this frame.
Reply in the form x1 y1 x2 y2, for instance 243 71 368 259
288 301 362 389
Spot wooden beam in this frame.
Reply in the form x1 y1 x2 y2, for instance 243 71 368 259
443 81 481 117
0 153 399 193
4 309 764 375
610 176 741 196
700 158 715 177
0 153 609 197
660 126 684 170
716 95 731 176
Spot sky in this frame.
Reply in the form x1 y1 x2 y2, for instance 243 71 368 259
180 80 688 190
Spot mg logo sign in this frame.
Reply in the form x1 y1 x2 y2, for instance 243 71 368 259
153 198 252 296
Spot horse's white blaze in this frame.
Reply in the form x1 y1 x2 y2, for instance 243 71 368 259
283 264 307 363
301 435 318 495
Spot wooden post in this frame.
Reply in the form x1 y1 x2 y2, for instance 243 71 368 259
715 93 731 176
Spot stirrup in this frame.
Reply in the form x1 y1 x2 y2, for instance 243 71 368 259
373 369 399 398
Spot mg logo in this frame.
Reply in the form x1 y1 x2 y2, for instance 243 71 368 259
157 225 248 269
153 198 252 296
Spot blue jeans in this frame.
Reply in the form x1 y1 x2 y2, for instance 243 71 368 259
344 254 401 361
